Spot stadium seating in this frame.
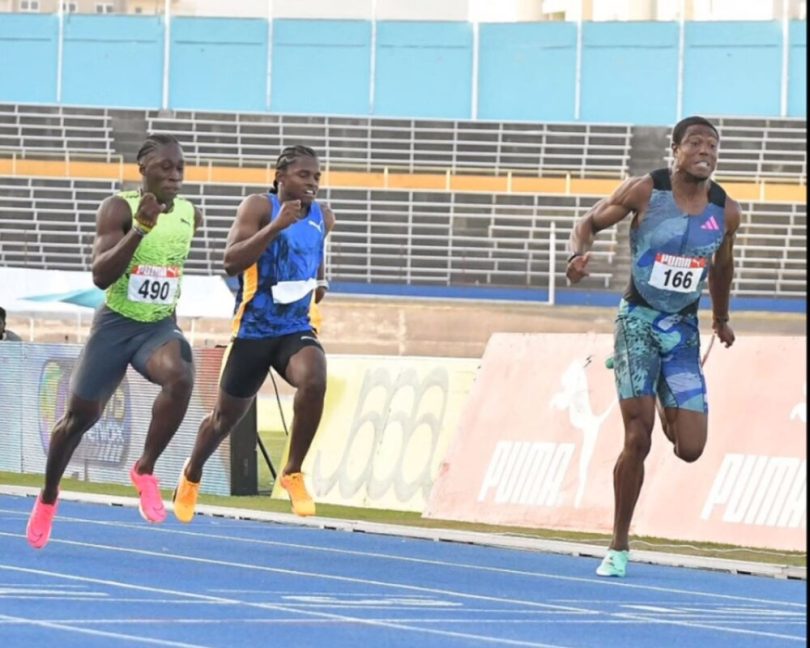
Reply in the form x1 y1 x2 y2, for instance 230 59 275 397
0 104 805 299
0 104 117 161
1 175 805 297
732 200 806 296
145 110 633 178
1 104 804 185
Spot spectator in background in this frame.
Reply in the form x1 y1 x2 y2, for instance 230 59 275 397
0 307 22 341
26 134 203 549
173 145 335 522
566 116 739 578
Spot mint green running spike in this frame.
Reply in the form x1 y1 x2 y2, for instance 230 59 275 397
596 549 629 577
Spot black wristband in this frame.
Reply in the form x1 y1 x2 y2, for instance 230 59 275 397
712 314 729 323
566 252 583 264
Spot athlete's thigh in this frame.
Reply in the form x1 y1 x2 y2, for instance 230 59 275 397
70 309 135 402
656 317 707 413
132 319 194 385
613 314 661 401
219 337 277 399
268 330 324 386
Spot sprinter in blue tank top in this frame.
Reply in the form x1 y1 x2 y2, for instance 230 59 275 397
173 145 335 520
566 116 740 578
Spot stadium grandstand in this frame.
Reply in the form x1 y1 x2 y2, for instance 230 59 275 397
0 103 805 298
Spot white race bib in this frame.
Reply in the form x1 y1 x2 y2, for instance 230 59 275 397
127 265 180 304
648 253 705 293
271 278 318 304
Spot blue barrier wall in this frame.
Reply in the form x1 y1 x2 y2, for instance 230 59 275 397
0 16 805 122
170 17 267 112
0 14 58 104
788 20 806 117
271 19 371 116
683 21 782 117
580 22 679 125
62 15 163 108
374 21 472 119
478 22 576 122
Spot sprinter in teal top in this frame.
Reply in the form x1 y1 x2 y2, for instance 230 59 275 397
565 116 741 579
625 168 726 315
27 135 203 550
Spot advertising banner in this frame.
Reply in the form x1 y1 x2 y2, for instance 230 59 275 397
424 333 806 552
0 344 232 496
271 355 479 512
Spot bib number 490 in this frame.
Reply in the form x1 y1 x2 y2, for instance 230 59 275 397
137 279 172 302
127 265 179 305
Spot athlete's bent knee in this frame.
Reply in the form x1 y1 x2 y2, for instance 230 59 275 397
622 416 653 460
675 443 704 463
209 408 241 441
297 373 326 402
165 366 194 400
58 406 102 441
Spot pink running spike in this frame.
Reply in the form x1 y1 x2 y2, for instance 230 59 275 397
129 463 167 523
27 494 57 549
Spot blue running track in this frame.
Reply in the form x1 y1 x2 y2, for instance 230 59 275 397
0 494 805 647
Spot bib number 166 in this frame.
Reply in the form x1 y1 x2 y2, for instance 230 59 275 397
648 253 705 294
660 269 694 290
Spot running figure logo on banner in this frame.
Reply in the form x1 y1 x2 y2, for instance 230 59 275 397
550 356 618 508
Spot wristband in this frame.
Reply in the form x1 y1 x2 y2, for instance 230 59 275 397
132 223 150 237
712 314 729 323
566 252 583 264
316 279 329 290
133 217 154 234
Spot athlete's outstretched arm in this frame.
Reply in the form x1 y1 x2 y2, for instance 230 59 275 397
708 198 741 347
566 175 652 284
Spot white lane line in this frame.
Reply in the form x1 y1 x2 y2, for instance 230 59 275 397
0 617 805 627
0 613 209 648
0 510 803 610
0 489 802 581
0 532 597 615
0 564 571 648
612 611 805 642
2 532 804 642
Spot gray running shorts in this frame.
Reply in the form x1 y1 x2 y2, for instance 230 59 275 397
70 305 188 403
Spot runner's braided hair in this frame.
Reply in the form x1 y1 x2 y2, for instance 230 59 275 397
136 134 181 165
270 145 318 194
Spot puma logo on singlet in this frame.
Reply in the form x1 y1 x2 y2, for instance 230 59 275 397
308 220 323 233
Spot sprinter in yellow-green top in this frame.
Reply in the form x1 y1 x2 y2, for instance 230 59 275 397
27 134 203 550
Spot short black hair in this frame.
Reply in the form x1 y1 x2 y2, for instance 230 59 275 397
270 145 318 194
0 306 6 320
136 133 181 164
672 116 719 146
